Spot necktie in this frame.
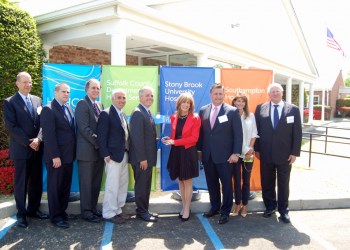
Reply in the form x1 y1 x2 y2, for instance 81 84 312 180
210 106 218 128
62 105 72 124
26 96 34 118
120 112 129 150
273 104 279 129
93 103 100 117
148 110 154 124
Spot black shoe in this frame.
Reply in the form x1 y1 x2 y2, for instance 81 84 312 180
63 213 78 220
279 213 291 223
203 210 219 218
149 211 159 218
263 209 276 218
52 220 70 229
93 210 102 217
84 214 100 223
178 212 183 219
16 217 28 228
27 210 49 219
218 214 229 224
181 214 190 222
137 213 157 222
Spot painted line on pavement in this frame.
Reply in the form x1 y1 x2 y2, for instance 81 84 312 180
0 216 17 240
100 221 114 250
196 214 225 250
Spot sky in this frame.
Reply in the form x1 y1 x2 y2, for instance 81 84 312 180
17 0 350 81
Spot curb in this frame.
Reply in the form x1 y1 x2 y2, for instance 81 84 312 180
2 193 349 219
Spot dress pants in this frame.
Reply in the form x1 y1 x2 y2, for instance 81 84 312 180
46 162 73 222
260 161 292 214
203 156 234 216
233 158 253 206
78 159 104 218
13 151 43 218
102 153 129 219
132 161 153 216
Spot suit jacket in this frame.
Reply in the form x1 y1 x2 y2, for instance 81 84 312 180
4 92 42 160
129 104 157 167
40 99 76 164
169 113 201 149
75 95 103 161
197 103 243 164
96 105 129 163
255 101 302 165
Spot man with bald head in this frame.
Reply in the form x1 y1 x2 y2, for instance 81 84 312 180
4 72 48 228
41 83 76 229
76 79 104 223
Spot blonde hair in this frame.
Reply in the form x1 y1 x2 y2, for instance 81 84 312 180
176 92 195 116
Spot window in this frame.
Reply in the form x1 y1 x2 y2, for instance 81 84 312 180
313 95 319 105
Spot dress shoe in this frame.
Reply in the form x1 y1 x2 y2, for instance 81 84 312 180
16 217 28 228
203 210 219 218
63 213 78 220
231 204 242 216
279 213 291 223
93 210 102 217
178 212 183 219
117 213 130 220
181 214 190 222
137 213 157 222
104 215 125 224
27 210 49 219
263 209 276 218
52 220 70 229
84 214 100 223
218 214 229 224
149 211 159 218
241 206 248 218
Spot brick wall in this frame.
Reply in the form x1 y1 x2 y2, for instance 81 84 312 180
49 45 138 65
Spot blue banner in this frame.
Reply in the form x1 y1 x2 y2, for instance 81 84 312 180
159 66 215 191
42 63 101 192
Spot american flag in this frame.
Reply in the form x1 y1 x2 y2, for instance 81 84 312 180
327 28 345 57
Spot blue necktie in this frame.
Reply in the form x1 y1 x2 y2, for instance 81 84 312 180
273 104 279 129
26 96 34 118
62 105 72 124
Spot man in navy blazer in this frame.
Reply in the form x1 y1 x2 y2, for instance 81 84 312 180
197 83 243 225
41 83 76 229
97 89 130 224
4 72 48 228
255 83 302 223
76 79 104 223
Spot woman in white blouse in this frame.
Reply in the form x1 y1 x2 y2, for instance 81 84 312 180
231 93 259 217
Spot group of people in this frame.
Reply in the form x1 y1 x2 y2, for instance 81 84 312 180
162 83 302 225
3 71 301 230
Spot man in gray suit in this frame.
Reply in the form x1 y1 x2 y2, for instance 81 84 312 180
197 83 243 225
129 86 158 222
76 79 104 223
255 83 302 223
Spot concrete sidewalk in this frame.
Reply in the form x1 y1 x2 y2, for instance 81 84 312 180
1 119 350 218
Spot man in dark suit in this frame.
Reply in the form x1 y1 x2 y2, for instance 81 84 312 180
3 72 49 228
255 83 302 223
41 83 76 229
97 89 130 224
197 83 243 225
129 86 158 222
75 79 104 223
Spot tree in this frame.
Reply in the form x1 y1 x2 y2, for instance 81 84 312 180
0 1 45 99
0 1 45 148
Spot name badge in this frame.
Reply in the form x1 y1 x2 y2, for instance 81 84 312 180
287 116 294 123
218 115 228 123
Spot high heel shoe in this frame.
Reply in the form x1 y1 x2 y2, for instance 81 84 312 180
241 206 248 218
178 212 183 219
181 210 191 222
231 204 242 216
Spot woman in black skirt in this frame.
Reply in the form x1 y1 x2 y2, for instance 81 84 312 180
162 93 201 221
